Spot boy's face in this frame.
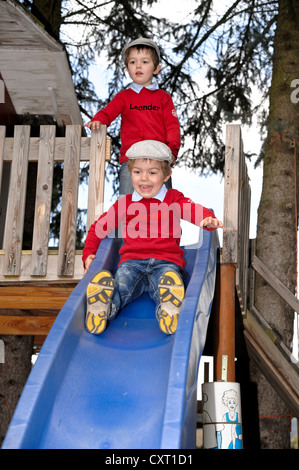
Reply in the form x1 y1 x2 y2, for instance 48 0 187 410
126 47 161 87
131 159 171 199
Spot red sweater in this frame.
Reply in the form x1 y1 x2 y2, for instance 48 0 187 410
83 189 215 269
91 88 180 163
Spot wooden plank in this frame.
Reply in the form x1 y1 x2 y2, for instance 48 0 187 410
0 285 73 309
0 315 55 335
236 155 251 314
3 135 111 162
252 255 299 313
57 125 81 276
31 125 56 276
1 3 62 51
105 136 111 162
244 308 299 382
52 51 83 125
0 126 5 196
86 126 107 232
244 330 299 418
222 124 241 264
248 238 256 311
250 304 298 366
222 124 251 316
34 335 47 346
0 251 84 283
250 241 298 366
3 125 30 275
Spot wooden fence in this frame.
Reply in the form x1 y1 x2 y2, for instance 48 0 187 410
0 125 110 283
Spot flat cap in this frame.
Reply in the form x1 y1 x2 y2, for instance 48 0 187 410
122 37 160 62
126 140 172 163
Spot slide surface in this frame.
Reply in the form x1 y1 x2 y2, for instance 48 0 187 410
2 229 218 449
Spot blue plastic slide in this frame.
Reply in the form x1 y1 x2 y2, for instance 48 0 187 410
2 229 218 449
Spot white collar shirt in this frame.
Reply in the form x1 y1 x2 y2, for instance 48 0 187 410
131 184 167 202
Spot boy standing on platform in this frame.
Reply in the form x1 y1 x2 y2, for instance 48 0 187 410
85 37 180 195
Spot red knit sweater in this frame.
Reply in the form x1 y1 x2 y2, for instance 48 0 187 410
83 189 215 269
91 88 181 163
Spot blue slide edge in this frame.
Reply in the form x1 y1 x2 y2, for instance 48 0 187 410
2 229 218 449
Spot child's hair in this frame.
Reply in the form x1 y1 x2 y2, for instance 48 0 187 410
128 158 171 178
124 45 160 70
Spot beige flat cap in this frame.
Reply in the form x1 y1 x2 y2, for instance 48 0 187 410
126 140 172 163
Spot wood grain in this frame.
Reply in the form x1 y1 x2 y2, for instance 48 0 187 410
31 125 55 276
3 125 30 276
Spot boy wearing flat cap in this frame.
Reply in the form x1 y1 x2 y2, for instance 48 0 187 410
83 141 224 336
85 37 180 196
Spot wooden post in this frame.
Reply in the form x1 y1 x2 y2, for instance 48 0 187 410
214 264 235 381
31 125 55 276
86 126 107 232
0 126 5 196
3 125 30 275
214 124 249 382
57 125 81 276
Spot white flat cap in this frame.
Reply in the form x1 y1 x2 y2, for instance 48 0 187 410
122 37 160 62
126 140 172 163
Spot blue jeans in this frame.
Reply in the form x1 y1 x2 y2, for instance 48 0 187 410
109 259 183 321
119 162 172 197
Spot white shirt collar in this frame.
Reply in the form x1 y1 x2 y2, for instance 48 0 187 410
129 79 159 94
132 184 167 202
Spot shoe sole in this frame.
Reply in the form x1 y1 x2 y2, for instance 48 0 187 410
158 270 184 334
85 270 114 334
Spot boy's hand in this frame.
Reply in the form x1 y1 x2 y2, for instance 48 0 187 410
200 217 226 231
171 154 177 166
84 254 95 274
84 121 101 131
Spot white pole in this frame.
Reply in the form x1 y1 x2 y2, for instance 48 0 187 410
202 382 243 449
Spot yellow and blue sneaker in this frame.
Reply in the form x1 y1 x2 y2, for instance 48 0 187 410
158 270 185 334
85 270 114 334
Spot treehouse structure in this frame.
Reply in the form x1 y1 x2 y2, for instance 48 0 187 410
0 0 105 343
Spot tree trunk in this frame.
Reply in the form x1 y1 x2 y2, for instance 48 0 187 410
0 335 33 446
253 0 299 448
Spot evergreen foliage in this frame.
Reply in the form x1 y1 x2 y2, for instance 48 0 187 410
20 0 279 178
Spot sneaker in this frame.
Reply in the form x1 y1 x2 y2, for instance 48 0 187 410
85 270 114 334
158 270 185 334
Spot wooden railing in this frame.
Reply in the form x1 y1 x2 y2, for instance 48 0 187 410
0 125 110 283
222 124 251 314
245 243 299 416
220 125 298 416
